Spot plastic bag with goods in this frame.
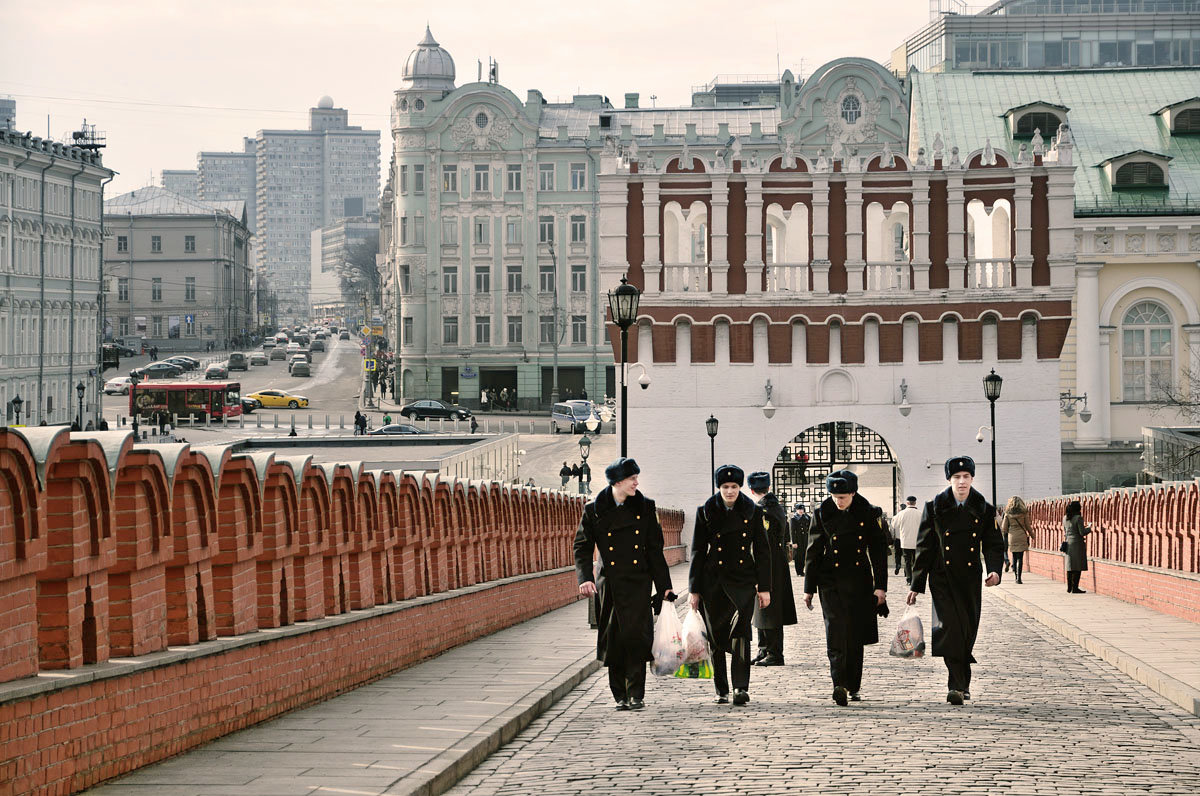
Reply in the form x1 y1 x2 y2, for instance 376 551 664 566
680 605 711 665
651 603 686 676
889 606 926 658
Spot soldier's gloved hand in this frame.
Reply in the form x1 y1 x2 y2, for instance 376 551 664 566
876 601 890 618
663 590 677 602
651 592 664 615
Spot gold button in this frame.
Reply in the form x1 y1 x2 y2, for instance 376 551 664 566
744 519 748 524
633 559 638 564
609 546 614 551
835 562 840 567
858 535 863 540
608 532 612 537
636 515 641 519
967 561 973 566
946 546 951 551
635 530 640 535
857 549 862 554
972 533 977 538
719 560 723 565
859 522 864 526
634 544 639 550
974 519 979 524
741 546 746 551
739 559 744 564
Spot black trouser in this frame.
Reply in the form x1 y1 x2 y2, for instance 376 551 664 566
756 627 783 658
1067 570 1083 592
1011 551 1025 580
892 539 902 573
902 549 916 583
711 637 751 695
945 656 971 693
606 630 646 702
819 588 864 693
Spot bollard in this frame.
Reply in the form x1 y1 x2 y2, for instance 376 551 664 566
307 414 313 429
340 415 345 429
239 412 245 428
274 413 279 429
256 414 261 428
324 414 329 429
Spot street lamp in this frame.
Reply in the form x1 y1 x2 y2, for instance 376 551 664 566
129 371 141 439
578 433 592 495
608 275 640 458
982 369 1003 515
706 414 719 491
10 394 23 426
76 381 86 431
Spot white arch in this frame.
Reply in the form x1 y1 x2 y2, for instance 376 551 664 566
1099 277 1200 327
662 200 707 264
816 369 857 404
865 201 909 262
966 198 1012 261
765 202 809 264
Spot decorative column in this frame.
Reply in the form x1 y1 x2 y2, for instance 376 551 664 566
1097 325 1115 441
844 177 865 293
1013 171 1034 288
910 175 931 291
709 178 730 296
1074 261 1105 447
946 172 967 291
744 177 765 293
641 178 661 296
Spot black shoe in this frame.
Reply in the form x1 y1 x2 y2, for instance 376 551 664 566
1004 561 1010 572
714 693 729 704
732 689 750 705
629 698 645 710
615 699 630 710
947 690 964 705
849 692 861 702
962 691 970 701
833 686 848 706
751 650 769 664
756 656 784 666
1072 588 1087 593
1015 577 1022 584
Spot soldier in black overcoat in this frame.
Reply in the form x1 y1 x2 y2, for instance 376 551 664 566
802 470 889 705
574 457 674 711
688 465 772 706
906 456 1005 705
789 504 811 576
747 471 797 666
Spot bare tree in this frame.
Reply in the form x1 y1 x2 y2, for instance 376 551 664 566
337 240 381 312
1144 354 1200 478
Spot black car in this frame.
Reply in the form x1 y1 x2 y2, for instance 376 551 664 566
165 356 199 372
110 343 137 357
399 399 472 421
367 423 428 436
240 397 262 414
131 361 184 379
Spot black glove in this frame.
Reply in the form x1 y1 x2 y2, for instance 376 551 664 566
663 591 677 602
876 601 890 618
651 592 664 616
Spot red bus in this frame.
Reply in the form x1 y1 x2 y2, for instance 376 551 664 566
129 382 242 421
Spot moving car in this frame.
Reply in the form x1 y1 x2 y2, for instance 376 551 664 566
288 356 311 377
240 397 262 414
165 355 200 371
130 361 183 379
399 399 472 421
551 400 601 434
249 351 269 366
205 363 230 379
309 338 325 352
262 339 276 350
227 352 248 371
104 376 133 395
286 341 300 353
269 347 287 360
338 330 350 340
245 389 309 409
367 423 428 436
109 343 138 357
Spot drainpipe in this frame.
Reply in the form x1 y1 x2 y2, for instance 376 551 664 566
38 152 57 424
97 170 115 426
66 161 86 417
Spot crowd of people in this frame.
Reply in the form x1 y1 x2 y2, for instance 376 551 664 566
479 387 519 412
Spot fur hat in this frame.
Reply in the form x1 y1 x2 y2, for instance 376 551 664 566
714 464 744 487
605 457 640 485
944 456 976 479
825 469 858 494
747 471 771 492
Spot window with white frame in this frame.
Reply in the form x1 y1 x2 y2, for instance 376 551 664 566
119 316 129 336
442 217 458 244
570 263 587 292
402 316 413 345
539 215 554 244
185 317 195 336
184 235 196 253
151 277 163 301
1122 301 1173 401
570 163 587 191
152 315 163 337
475 316 490 344
400 165 408 194
841 96 861 124
507 315 522 344
539 314 555 344
185 276 196 302
400 216 408 245
443 265 458 293
442 165 457 193
506 164 522 192
506 264 522 293
443 316 458 344
117 235 128 252
538 163 555 191
473 164 489 193
506 216 522 244
570 215 586 243
474 216 490 244
413 164 425 194
475 264 491 292
414 215 425 246
571 315 586 344
151 235 162 253
118 277 129 302
539 264 555 293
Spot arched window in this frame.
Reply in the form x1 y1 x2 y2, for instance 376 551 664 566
1015 112 1061 137
840 96 861 125
1175 108 1200 134
1114 161 1166 188
414 98 425 111
1122 301 1172 401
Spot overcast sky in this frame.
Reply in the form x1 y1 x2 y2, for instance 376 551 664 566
2 0 929 196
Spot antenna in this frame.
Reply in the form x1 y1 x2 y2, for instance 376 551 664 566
776 30 781 79
70 119 106 151
478 59 483 82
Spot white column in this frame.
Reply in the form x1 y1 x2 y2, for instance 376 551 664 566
745 177 764 293
710 178 730 296
946 174 967 291
1097 325 1115 441
911 176 931 292
1074 262 1105 446
641 179 661 296
811 176 830 262
844 177 864 293
1012 172 1034 288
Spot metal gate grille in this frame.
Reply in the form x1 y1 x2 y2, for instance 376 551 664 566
772 422 896 510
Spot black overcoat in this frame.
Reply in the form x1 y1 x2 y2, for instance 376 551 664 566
753 492 798 629
688 493 772 651
910 487 1005 661
573 487 672 666
803 494 889 646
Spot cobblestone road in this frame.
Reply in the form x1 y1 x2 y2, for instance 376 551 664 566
448 578 1200 795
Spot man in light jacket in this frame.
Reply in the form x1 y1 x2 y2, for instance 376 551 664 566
892 496 921 585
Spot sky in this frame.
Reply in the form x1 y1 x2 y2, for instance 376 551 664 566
1 0 930 196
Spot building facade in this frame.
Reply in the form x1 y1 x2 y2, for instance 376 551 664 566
161 169 200 200
103 186 253 351
0 97 16 131
1 129 111 427
310 214 380 322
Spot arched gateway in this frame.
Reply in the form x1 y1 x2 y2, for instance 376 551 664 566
773 422 901 513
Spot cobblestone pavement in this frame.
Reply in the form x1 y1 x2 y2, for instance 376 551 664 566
448 575 1200 796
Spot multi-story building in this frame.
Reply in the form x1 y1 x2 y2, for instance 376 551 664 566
256 98 380 324
0 97 15 131
198 138 257 233
1 128 111 427
892 0 1200 74
161 169 200 200
103 186 253 351
310 214 380 322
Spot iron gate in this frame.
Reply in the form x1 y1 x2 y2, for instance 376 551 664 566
772 421 898 510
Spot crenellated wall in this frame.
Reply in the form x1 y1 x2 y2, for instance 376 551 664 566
0 427 687 795
1026 481 1200 623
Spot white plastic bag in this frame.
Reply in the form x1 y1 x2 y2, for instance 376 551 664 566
651 603 685 676
889 606 926 658
680 606 711 665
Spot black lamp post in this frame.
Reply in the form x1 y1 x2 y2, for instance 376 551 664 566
607 275 640 458
706 414 719 491
76 381 86 431
982 369 1003 515
578 433 592 495
10 394 23 426
129 372 141 438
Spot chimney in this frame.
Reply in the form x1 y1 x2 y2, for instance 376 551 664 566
624 93 640 109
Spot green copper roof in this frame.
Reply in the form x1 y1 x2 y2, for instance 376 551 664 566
909 69 1200 215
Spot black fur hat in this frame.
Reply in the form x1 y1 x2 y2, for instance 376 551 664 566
825 469 858 494
714 464 744 487
605 457 640 485
944 456 976 479
747 471 771 492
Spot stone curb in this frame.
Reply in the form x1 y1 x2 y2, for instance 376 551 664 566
991 587 1200 717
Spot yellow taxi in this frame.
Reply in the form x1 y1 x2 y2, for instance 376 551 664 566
245 389 310 409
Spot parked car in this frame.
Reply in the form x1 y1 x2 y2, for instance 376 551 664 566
104 376 133 395
245 389 309 409
269 347 287 361
204 363 230 380
240 397 262 414
367 423 428 436
227 351 248 371
109 343 137 357
309 338 325 352
339 330 350 340
399 399 472 421
551 400 601 434
249 351 269 366
130 361 183 379
164 355 199 372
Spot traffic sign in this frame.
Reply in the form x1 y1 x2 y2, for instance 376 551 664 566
364 359 376 372
361 326 371 336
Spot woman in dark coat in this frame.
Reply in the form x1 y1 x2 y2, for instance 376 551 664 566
574 458 674 710
688 465 771 706
747 471 798 666
1063 500 1092 594
802 470 889 705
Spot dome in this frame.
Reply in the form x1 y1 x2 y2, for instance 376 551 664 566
317 96 334 109
401 26 455 91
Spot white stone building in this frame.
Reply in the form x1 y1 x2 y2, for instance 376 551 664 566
1 129 111 427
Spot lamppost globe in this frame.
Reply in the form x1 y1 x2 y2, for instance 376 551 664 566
76 380 86 430
608 276 640 330
10 393 23 426
982 369 1002 525
706 415 719 439
706 414 718 492
983 369 1003 403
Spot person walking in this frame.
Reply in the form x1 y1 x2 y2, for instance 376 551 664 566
892 496 922 585
560 461 572 488
747 472 797 667
353 410 364 436
688 465 771 706
1063 500 1093 594
574 458 674 711
789 504 811 577
891 505 904 576
1001 496 1033 584
382 413 392 425
481 390 489 412
906 456 1005 705
802 470 889 705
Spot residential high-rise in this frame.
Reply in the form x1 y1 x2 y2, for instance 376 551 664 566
198 138 256 233
0 97 15 131
161 169 200 200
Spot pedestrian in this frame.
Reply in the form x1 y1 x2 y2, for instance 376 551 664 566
560 462 572 488
383 413 392 425
688 465 771 706
1063 500 1093 594
747 471 797 667
892 496 921 585
789 504 810 576
891 505 904 575
802 470 889 705
98 418 109 431
481 390 489 412
574 457 674 711
581 388 588 400
906 456 1005 705
1001 496 1032 585
571 462 582 481
470 415 479 433
353 410 363 436
500 387 509 411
